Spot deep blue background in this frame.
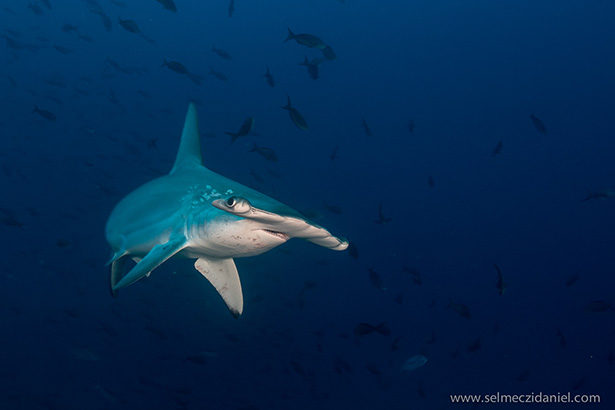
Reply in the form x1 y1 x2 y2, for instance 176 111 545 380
1 0 614 408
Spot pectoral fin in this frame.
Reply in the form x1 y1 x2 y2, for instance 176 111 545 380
112 236 187 292
194 257 243 318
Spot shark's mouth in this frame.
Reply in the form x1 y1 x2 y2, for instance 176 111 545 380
260 229 289 241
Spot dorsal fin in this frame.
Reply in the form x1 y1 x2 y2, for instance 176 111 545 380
171 103 203 174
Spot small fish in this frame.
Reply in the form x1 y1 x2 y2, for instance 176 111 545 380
354 322 390 337
516 369 530 382
53 45 72 54
323 203 342 214
401 355 428 372
228 0 234 17
212 45 232 60
118 18 140 34
41 0 52 10
0 208 23 227
162 59 201 85
329 145 339 161
362 118 373 136
584 300 612 312
466 338 481 352
368 268 384 290
494 264 505 295
425 330 436 344
62 24 78 33
28 3 44 15
282 96 308 131
402 266 422 285
448 301 471 319
375 202 391 224
556 328 566 348
347 242 358 259
530 114 547 135
225 117 254 143
33 105 56 121
391 336 402 351
249 170 263 183
299 56 322 80
285 28 327 49
428 176 435 188
565 273 579 287
571 377 585 391
155 0 177 12
365 363 381 375
209 67 228 81
321 45 336 60
333 357 352 374
264 66 275 87
582 190 615 201
408 120 415 133
249 144 278 162
492 140 503 156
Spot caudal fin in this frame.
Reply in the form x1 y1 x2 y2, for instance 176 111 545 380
284 28 294 42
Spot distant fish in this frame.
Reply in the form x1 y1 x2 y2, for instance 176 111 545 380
516 369 530 382
0 208 23 227
347 242 358 259
354 322 390 337
162 59 201 85
284 28 327 49
582 190 615 202
41 0 52 10
282 96 308 130
368 268 385 290
53 44 72 54
401 355 428 372
556 328 567 348
428 175 435 188
584 300 613 312
28 3 44 15
361 118 373 136
466 337 481 352
323 202 343 214
118 18 154 43
375 202 391 224
329 145 339 161
228 0 235 17
565 273 579 287
62 24 78 33
492 140 503 156
448 301 471 319
33 105 56 121
494 264 505 295
321 45 336 60
212 45 232 60
402 266 422 285
118 18 140 33
530 114 547 135
249 144 278 162
391 336 402 351
155 0 177 12
299 56 322 80
225 117 254 143
264 66 275 87
209 67 228 81
408 119 415 133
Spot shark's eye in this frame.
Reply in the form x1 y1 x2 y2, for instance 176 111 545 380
226 197 237 207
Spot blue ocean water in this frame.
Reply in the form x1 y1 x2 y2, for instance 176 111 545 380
1 0 614 408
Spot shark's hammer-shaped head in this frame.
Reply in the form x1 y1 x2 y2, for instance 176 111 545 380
210 196 348 253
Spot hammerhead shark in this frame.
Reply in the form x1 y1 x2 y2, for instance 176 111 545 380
105 103 348 317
